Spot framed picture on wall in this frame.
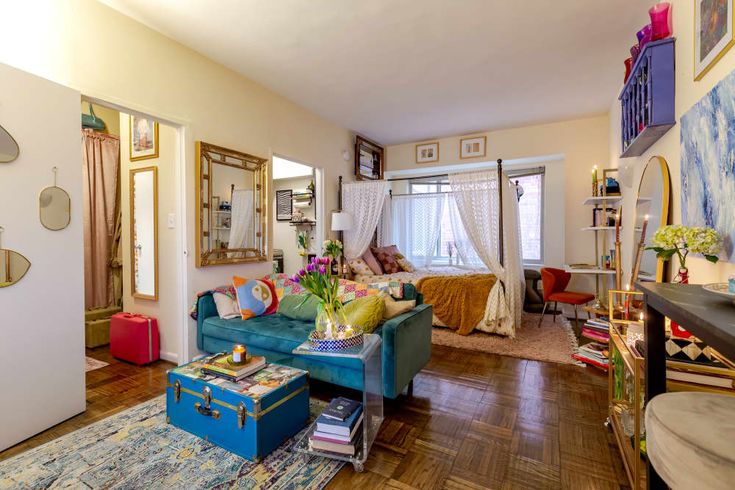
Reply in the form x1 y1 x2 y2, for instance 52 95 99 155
276 189 293 221
695 0 735 80
460 136 486 159
354 135 384 180
129 115 159 161
415 142 439 163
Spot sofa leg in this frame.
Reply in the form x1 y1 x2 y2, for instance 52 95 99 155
406 379 414 397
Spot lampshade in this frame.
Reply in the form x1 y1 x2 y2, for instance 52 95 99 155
331 211 353 231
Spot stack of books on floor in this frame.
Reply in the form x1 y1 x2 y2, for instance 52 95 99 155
573 341 609 371
309 397 363 456
581 317 611 344
200 353 266 381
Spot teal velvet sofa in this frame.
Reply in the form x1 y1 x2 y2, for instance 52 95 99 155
196 284 432 399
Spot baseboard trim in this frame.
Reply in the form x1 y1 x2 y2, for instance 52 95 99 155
159 351 178 364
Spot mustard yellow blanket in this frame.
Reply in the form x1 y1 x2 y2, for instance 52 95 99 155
416 274 497 335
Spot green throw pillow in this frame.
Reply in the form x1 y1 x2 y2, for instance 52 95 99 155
344 295 386 334
278 294 320 321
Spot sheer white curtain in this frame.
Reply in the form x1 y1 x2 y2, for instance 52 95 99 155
377 194 392 246
228 189 253 258
391 194 445 267
343 180 388 259
447 197 484 268
448 169 523 336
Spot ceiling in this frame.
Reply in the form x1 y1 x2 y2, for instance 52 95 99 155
272 155 314 180
100 0 647 145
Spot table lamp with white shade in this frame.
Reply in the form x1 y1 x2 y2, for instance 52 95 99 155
331 211 352 275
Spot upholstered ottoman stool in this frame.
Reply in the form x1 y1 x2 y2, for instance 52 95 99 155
645 392 735 490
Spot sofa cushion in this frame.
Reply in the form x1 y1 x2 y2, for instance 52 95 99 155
278 294 320 321
344 295 385 333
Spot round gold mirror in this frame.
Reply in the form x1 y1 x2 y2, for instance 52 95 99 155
635 156 670 282
0 123 20 163
39 186 71 230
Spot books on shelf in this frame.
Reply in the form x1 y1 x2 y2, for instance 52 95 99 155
574 341 609 371
309 398 363 456
583 318 612 333
666 359 735 390
581 327 609 343
200 353 266 381
573 353 609 371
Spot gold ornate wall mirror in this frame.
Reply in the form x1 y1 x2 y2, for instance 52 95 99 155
39 167 71 231
130 166 158 300
0 227 31 288
196 141 268 267
635 156 670 282
0 123 20 163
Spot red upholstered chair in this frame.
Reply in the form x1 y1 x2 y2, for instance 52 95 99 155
538 267 595 328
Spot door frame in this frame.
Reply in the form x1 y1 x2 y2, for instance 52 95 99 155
81 94 190 365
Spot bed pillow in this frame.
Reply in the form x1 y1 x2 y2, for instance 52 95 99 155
383 295 416 320
344 295 386 334
361 249 384 275
232 276 278 320
394 252 416 273
212 292 240 319
367 280 405 299
371 246 401 274
348 258 374 276
278 294 320 321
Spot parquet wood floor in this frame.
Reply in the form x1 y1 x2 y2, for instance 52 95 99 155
0 345 627 489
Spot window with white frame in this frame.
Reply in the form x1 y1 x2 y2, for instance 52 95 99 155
407 169 544 265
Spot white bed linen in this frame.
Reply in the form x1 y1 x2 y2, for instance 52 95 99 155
352 266 488 285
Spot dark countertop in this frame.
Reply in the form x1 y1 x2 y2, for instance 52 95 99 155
636 282 735 361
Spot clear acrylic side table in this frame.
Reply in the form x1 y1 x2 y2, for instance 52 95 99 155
291 333 383 472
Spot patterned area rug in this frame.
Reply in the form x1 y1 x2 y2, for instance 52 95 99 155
0 396 342 489
85 356 109 372
431 312 582 365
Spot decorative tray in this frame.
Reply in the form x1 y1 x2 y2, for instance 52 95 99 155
702 283 735 305
308 326 364 351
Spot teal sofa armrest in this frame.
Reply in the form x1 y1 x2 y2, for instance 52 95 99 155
380 303 432 399
197 293 219 351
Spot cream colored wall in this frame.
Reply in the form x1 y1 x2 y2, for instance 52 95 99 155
81 101 120 136
120 114 180 362
0 0 354 361
611 0 735 286
273 175 316 275
386 115 610 291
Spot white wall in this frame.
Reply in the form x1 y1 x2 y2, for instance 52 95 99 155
611 0 735 285
273 175 316 275
0 0 354 362
0 63 85 451
120 115 180 362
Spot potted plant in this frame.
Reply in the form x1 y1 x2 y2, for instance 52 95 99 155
291 256 362 350
647 225 721 283
322 238 343 274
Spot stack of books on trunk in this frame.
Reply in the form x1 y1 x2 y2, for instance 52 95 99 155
573 341 609 371
200 353 266 381
309 397 363 456
581 318 611 343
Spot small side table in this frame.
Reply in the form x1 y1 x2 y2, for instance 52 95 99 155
291 333 383 472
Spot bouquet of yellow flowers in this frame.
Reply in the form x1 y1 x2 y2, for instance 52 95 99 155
647 225 721 267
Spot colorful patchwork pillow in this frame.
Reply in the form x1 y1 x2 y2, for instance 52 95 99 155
261 273 305 299
367 280 404 299
371 246 401 274
394 252 415 272
232 276 278 320
348 258 374 276
336 279 381 303
361 249 384 275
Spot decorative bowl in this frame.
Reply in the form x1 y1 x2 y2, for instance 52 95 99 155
702 283 735 305
308 325 364 351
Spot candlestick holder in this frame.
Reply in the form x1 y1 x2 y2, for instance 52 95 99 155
608 289 644 326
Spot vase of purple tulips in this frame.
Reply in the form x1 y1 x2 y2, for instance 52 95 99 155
292 256 346 338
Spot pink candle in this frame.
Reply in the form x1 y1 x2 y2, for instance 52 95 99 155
624 284 631 321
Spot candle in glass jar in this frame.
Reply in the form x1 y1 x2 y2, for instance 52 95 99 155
344 325 354 338
232 344 246 363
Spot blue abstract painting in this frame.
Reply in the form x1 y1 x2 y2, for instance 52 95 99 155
680 68 735 262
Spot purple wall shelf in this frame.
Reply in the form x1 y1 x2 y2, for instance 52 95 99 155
619 38 675 158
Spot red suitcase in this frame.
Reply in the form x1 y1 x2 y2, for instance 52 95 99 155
110 313 160 365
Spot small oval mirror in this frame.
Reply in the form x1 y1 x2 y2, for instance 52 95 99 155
0 249 31 287
0 124 20 163
39 186 71 231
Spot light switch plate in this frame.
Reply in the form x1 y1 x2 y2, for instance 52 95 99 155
167 213 175 229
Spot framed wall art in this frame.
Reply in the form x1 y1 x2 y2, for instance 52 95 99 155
415 142 439 164
695 0 735 80
276 189 293 222
129 115 159 161
460 136 487 159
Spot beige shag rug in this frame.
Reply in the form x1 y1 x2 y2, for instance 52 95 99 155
85 356 109 372
431 313 581 365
